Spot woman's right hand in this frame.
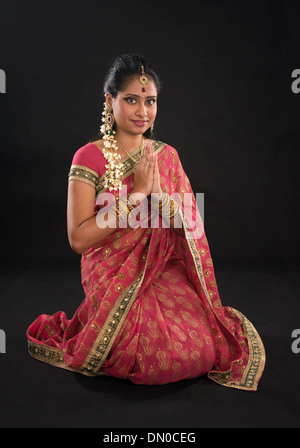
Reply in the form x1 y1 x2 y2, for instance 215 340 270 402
132 141 155 196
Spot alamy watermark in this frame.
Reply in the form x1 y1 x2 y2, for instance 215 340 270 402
95 188 205 239
291 329 300 354
0 69 6 93
0 329 6 353
291 69 300 94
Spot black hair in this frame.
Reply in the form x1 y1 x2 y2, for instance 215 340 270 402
103 53 162 97
89 53 162 142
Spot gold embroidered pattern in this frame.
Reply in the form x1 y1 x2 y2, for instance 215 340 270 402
81 270 146 375
68 164 99 190
208 310 266 390
95 141 166 197
68 142 166 197
28 269 146 376
218 308 264 389
179 208 266 391
28 341 65 367
27 340 106 377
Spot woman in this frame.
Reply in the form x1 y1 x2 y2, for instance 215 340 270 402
27 54 265 390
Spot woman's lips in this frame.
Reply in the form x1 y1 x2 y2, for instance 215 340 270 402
132 120 148 126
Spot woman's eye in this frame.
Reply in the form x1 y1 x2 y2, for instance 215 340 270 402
124 97 156 105
125 97 136 104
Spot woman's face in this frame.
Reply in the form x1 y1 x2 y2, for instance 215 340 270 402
106 76 157 137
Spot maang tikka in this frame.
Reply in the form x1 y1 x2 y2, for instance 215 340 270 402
139 64 149 92
139 64 154 136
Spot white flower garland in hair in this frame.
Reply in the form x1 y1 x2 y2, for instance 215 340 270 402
100 102 125 191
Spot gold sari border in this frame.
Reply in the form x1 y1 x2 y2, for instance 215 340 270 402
95 140 166 198
28 340 65 367
27 340 104 376
80 270 146 375
180 209 266 391
179 208 212 306
68 164 100 190
208 309 266 391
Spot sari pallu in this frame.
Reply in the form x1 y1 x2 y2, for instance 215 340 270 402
26 140 265 390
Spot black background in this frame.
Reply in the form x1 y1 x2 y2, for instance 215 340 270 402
1 0 300 429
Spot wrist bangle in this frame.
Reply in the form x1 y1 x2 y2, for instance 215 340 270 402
148 191 179 219
126 193 140 212
148 191 169 208
112 196 129 226
161 199 179 219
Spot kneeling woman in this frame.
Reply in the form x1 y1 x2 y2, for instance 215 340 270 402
27 53 265 391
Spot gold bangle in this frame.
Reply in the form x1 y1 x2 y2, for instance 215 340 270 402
117 197 129 214
148 191 178 218
159 195 170 212
112 198 129 225
160 196 179 219
148 191 169 208
126 193 138 212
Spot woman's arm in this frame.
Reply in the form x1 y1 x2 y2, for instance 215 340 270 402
67 180 118 254
67 180 151 254
67 144 157 254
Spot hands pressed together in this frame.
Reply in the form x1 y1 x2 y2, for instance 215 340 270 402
132 141 162 197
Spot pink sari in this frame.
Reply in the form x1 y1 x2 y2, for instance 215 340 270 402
26 140 265 390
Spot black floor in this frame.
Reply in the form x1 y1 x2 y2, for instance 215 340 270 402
1 261 300 428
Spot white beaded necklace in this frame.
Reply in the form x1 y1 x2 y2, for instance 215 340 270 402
100 104 124 191
100 102 144 191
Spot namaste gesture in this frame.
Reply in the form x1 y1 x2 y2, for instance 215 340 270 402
133 141 162 198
